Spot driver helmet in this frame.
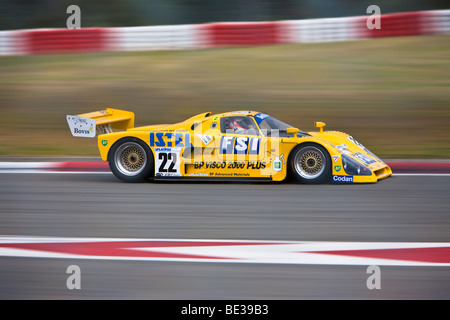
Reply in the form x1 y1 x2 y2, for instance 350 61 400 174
230 119 249 134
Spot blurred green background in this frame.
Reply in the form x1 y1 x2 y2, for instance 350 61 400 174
1 35 449 158
0 1 449 158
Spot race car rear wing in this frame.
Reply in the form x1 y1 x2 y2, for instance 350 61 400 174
67 108 135 137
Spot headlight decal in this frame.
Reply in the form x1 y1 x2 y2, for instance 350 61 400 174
341 154 372 176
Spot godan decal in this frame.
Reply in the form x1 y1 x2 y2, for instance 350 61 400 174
333 175 353 183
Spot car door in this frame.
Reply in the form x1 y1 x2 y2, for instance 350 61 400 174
215 116 266 170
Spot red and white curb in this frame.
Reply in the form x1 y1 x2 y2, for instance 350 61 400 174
1 10 449 56
0 161 110 174
0 236 449 267
388 162 450 175
1 161 450 175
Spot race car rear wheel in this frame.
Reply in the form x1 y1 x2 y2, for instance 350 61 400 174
290 143 331 184
108 137 154 183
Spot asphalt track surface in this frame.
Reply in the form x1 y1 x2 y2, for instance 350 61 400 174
1 172 450 299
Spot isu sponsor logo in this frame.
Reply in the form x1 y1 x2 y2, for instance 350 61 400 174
333 175 353 183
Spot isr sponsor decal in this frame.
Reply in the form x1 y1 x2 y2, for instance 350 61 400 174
149 132 192 148
333 175 353 183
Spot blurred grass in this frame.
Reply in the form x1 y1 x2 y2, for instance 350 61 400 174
0 35 449 158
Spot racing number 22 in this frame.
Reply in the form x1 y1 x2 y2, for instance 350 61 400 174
154 147 181 177
158 152 177 173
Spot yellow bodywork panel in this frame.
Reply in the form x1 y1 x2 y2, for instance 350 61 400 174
78 108 135 131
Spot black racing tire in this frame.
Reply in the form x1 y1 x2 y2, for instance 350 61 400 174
108 137 154 183
289 143 332 184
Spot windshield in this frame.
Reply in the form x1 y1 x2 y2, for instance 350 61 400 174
254 113 307 137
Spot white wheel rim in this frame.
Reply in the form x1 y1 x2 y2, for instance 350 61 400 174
294 146 326 180
115 142 147 176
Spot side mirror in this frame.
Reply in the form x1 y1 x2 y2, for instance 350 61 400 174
286 127 300 135
314 122 326 133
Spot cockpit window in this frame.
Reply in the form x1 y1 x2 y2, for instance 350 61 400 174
254 113 308 137
221 116 259 136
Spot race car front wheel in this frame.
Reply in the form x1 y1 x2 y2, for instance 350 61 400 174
289 143 331 184
108 137 154 183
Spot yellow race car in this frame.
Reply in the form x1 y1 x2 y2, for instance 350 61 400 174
67 108 392 184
